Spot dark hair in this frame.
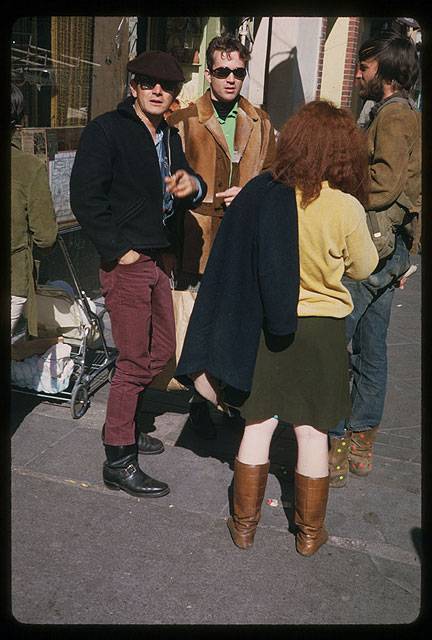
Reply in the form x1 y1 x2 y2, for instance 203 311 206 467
206 34 250 70
271 100 370 209
358 34 419 93
11 83 24 128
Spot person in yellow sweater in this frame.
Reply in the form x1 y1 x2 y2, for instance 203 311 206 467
176 100 378 556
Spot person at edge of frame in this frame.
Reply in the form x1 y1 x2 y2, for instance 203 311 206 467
175 100 378 556
327 32 421 488
11 83 58 339
69 51 207 499
166 33 276 440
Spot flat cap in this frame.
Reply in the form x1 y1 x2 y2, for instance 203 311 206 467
397 17 420 29
127 51 185 82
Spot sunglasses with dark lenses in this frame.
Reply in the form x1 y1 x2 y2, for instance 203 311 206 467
136 76 179 93
210 67 247 80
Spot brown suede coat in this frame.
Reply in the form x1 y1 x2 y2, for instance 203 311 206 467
167 90 276 273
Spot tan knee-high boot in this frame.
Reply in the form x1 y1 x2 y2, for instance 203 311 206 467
227 458 270 550
294 472 330 557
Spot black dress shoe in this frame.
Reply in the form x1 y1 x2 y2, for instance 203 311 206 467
103 444 169 498
103 425 164 454
187 401 217 439
137 432 164 455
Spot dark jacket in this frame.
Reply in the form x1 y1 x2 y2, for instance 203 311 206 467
175 172 299 404
70 96 207 262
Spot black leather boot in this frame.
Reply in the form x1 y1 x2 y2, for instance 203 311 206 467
103 444 170 498
187 401 217 439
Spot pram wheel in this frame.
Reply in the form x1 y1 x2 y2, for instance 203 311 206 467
71 382 90 419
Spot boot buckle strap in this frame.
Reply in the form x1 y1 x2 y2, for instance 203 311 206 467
120 463 137 478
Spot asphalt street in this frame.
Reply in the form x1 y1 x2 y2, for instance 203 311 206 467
9 255 423 627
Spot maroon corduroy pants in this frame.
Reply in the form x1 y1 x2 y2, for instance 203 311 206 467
100 253 175 445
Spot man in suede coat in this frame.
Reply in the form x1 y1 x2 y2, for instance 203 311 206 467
167 34 276 438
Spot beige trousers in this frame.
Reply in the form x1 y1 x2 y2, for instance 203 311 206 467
11 295 27 336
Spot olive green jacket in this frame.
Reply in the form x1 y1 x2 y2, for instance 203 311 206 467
366 94 421 257
11 133 58 335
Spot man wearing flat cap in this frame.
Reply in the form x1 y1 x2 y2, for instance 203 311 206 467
70 50 207 498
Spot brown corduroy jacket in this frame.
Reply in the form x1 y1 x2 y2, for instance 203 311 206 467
167 90 276 274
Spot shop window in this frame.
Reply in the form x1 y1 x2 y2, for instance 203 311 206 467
148 17 204 65
12 16 95 128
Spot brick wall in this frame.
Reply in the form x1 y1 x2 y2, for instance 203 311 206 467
341 16 361 107
315 17 328 99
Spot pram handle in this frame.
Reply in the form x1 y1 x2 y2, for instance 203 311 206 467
56 233 110 358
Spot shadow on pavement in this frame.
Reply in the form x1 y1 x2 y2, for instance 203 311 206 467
10 391 44 436
134 387 299 531
174 404 298 532
410 527 423 564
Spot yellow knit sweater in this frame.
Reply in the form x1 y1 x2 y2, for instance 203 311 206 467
296 182 379 318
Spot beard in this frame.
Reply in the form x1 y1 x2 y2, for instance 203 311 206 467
359 74 385 102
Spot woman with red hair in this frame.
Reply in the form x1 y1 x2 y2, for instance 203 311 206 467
176 100 379 556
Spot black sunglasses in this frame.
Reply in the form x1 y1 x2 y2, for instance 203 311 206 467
210 66 247 80
136 76 179 93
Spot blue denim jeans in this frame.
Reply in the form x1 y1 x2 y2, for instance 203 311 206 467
329 234 410 437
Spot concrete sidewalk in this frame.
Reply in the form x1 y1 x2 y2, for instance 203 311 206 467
10 257 422 626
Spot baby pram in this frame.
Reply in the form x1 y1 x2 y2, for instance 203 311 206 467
11 233 117 419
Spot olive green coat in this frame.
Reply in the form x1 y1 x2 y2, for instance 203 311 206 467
11 134 58 335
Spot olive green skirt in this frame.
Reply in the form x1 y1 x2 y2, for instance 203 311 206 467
240 317 351 432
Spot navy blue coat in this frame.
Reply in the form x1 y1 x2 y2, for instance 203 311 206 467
175 172 299 405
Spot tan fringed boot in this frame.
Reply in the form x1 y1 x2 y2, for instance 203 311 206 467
294 472 330 556
227 458 270 550
349 426 379 476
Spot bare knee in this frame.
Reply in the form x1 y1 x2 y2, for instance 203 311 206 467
294 424 327 442
244 417 279 436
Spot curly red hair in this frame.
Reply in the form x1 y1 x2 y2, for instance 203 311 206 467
271 100 370 209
